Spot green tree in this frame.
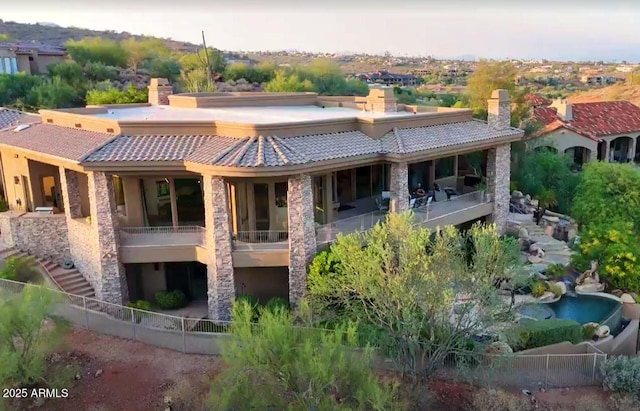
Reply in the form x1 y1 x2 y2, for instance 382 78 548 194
572 162 640 231
27 76 84 109
179 48 226 74
65 37 128 67
121 37 169 71
178 68 216 93
83 62 119 82
46 61 85 88
263 70 315 92
209 300 399 411
462 61 517 118
307 214 522 381
511 148 579 214
0 34 10 41
0 286 68 390
0 73 43 110
145 58 181 82
224 62 251 81
0 256 42 284
86 83 147 105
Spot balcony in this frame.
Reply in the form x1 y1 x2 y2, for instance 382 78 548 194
119 226 205 263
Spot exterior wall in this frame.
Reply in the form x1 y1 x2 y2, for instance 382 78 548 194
488 90 511 131
389 162 409 213
27 160 60 209
203 175 235 320
16 55 30 74
487 144 510 234
234 266 289 303
0 213 70 263
529 129 598 160
0 149 33 211
120 177 144 227
287 174 316 307
33 55 65 74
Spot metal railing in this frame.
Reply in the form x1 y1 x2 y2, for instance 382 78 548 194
316 190 489 246
119 226 205 246
232 231 289 251
0 277 607 387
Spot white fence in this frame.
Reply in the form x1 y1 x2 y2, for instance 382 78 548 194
0 277 606 388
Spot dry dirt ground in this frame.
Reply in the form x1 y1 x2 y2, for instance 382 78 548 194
9 327 614 411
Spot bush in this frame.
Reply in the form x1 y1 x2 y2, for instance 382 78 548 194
601 356 640 400
549 284 563 298
582 323 599 340
126 300 152 311
0 256 42 283
0 197 8 212
529 280 547 297
544 263 566 279
469 388 527 411
154 290 187 310
84 62 118 81
508 318 582 351
263 297 289 313
86 83 148 105
235 295 259 321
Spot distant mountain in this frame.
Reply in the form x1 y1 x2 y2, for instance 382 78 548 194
0 20 200 53
37 22 61 28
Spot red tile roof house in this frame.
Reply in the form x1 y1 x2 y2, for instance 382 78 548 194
0 81 522 320
527 94 640 167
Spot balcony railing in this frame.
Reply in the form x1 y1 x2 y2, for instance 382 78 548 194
316 190 489 246
232 231 289 251
119 226 205 247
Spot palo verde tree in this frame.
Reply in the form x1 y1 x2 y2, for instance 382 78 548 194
307 213 523 382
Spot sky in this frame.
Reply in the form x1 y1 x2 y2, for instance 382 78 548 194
4 0 640 62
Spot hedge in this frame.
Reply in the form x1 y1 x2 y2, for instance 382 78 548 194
508 318 582 351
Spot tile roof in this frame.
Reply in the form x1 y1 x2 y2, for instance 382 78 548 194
0 108 39 130
84 135 213 162
0 123 115 162
532 101 640 139
524 93 552 107
0 41 67 56
381 120 522 154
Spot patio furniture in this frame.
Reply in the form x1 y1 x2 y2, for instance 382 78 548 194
375 196 389 214
444 187 460 201
381 191 391 200
409 198 417 209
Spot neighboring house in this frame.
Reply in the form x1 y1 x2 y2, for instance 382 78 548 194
527 94 640 167
0 107 40 201
0 41 67 75
0 80 522 320
579 75 618 86
356 70 418 87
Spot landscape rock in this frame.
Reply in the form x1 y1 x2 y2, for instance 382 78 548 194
528 255 543 264
538 291 556 301
610 289 624 298
544 225 555 236
484 341 513 355
75 373 81 380
595 325 610 338
630 292 638 300
512 190 524 198
518 227 529 239
575 283 605 293
620 293 636 304
529 243 542 254
554 281 567 295
95 369 103 378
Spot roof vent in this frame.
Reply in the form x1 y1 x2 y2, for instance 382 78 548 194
46 118 53 123
74 123 82 128
106 128 114 133
13 124 31 132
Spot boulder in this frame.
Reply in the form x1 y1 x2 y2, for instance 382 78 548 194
512 190 524 198
528 255 543 264
518 237 532 250
529 243 542 253
554 281 567 295
582 322 599 338
567 228 578 242
484 341 513 355
620 293 636 304
575 283 605 293
538 291 557 302
630 292 639 300
542 216 560 224
544 225 555 236
518 227 529 239
595 325 610 338
610 289 624 298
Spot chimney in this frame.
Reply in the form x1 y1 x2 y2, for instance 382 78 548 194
487 89 511 130
148 78 173 106
365 86 398 113
550 99 573 121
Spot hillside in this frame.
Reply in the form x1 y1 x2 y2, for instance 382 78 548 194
0 20 199 53
569 83 640 107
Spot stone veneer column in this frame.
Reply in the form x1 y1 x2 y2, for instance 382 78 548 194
287 174 316 307
59 168 82 218
487 89 511 131
88 172 129 304
486 144 511 235
389 162 409 213
203 176 235 321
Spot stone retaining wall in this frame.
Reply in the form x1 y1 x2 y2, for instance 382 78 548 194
0 211 70 263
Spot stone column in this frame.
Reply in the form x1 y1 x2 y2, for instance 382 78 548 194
59 167 82 219
88 172 129 304
203 175 235 321
630 138 637 163
488 89 511 131
389 162 409 213
486 144 511 235
287 174 316 307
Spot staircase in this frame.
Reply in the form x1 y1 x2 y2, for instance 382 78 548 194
0 247 96 301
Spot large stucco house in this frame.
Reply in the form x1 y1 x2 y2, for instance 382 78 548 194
0 41 67 75
527 94 640 167
0 80 522 320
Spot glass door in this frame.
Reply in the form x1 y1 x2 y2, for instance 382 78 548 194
253 183 269 231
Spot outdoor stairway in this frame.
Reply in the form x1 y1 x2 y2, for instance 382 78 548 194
0 247 97 305
508 213 574 267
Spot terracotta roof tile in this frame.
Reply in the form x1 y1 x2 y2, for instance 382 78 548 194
533 101 640 139
0 108 38 130
0 123 115 162
525 93 552 107
84 135 213 162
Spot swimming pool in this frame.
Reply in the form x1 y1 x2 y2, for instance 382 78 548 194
517 293 622 331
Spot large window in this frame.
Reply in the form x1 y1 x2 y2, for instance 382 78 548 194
175 178 204 226
435 156 455 179
142 178 173 226
355 166 372 199
113 176 126 214
275 182 287 207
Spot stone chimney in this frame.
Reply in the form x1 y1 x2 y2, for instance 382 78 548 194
550 99 573 121
365 86 398 113
148 78 173 106
487 89 511 130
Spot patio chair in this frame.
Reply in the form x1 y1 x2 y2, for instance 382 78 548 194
381 191 391 200
409 198 417 209
444 187 459 201
426 196 433 210
375 196 389 214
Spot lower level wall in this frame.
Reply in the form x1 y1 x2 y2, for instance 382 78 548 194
66 218 99 293
0 212 70 263
234 266 289 303
125 263 167 301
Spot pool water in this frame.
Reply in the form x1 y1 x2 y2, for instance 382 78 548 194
548 294 620 325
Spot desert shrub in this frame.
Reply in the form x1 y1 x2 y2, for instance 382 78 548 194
126 300 152 311
154 290 187 310
508 318 582 351
468 388 528 411
609 393 640 411
86 83 147 105
529 280 547 297
544 263 566 279
163 377 208 411
572 395 610 411
549 284 563 298
263 297 289 313
0 256 42 284
601 356 640 400
0 196 8 212
0 286 68 389
209 300 399 411
582 323 599 340
84 62 118 81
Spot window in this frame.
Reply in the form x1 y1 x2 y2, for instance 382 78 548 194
434 156 455 179
3 58 10 74
113 176 125 208
10 58 17 74
355 166 371 199
275 182 287 207
0 60 4 74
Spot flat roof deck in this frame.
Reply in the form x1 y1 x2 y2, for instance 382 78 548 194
90 105 419 124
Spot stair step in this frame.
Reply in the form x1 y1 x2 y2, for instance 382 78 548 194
57 276 88 289
52 270 83 281
66 284 94 296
